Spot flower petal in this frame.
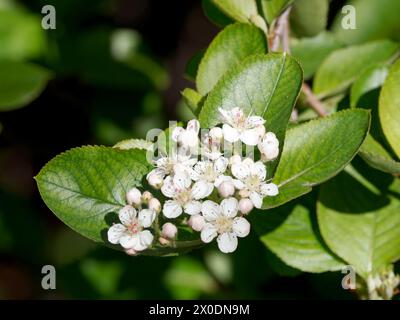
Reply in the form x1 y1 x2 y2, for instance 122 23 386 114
251 161 266 181
138 209 156 228
187 119 200 134
201 200 221 221
184 200 202 215
261 183 279 196
200 223 218 243
191 180 213 200
232 217 250 237
161 176 175 198
118 205 137 226
134 230 154 251
232 179 245 189
231 162 250 180
247 116 265 127
214 175 232 187
119 234 139 249
250 192 263 209
163 200 183 218
172 126 184 142
107 224 126 244
217 232 238 253
222 124 240 143
218 108 232 124
240 128 261 146
173 172 191 190
214 157 228 174
220 197 239 218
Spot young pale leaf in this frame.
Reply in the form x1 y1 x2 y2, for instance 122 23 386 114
210 0 258 23
262 109 370 209
290 0 329 38
291 32 342 80
35 146 152 243
379 59 400 159
332 0 400 45
359 134 400 175
199 53 302 168
313 40 399 98
259 0 294 24
317 169 400 279
350 66 389 108
196 23 267 95
0 61 51 111
252 203 345 273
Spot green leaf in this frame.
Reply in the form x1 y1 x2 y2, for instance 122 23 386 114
113 139 153 150
290 32 342 80
210 0 258 23
196 23 267 95
259 0 294 24
262 109 370 209
332 0 400 45
359 134 400 175
199 53 302 171
202 0 234 27
350 65 389 108
0 60 51 111
317 168 400 279
313 40 399 98
379 59 400 159
253 201 345 273
0 8 46 61
184 50 205 81
290 0 329 38
35 146 152 243
181 88 204 115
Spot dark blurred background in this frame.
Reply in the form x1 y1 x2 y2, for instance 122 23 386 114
0 0 353 299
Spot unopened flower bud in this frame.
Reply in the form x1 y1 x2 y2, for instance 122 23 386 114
147 170 163 189
125 248 138 256
188 214 205 232
159 237 170 245
148 198 161 213
161 222 178 239
256 125 266 138
126 188 142 205
209 127 223 141
239 198 254 215
229 154 241 166
141 191 153 203
238 188 250 198
258 132 280 161
218 181 235 198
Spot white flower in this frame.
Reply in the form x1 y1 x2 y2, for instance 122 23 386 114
161 174 213 218
200 198 250 253
172 119 200 149
258 132 280 161
108 205 155 251
219 107 265 146
201 132 223 161
147 152 197 187
231 158 278 208
190 157 228 190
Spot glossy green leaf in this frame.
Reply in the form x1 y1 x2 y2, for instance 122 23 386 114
313 40 399 98
379 59 400 158
0 60 51 111
184 50 205 81
259 0 294 24
210 0 258 23
35 146 152 243
350 65 389 108
359 134 400 175
0 8 46 61
202 0 234 27
253 202 345 273
318 169 400 279
199 53 302 165
262 109 370 209
290 0 329 38
291 32 342 79
196 23 267 95
181 88 204 115
332 0 400 45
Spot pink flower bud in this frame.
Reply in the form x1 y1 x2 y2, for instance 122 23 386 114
239 198 254 215
161 222 178 239
218 181 235 198
188 214 205 232
148 198 161 213
126 188 142 205
147 171 163 189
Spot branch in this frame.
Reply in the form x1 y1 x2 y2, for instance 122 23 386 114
301 83 328 117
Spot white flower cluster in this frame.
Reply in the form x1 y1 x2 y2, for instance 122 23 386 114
108 107 280 254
